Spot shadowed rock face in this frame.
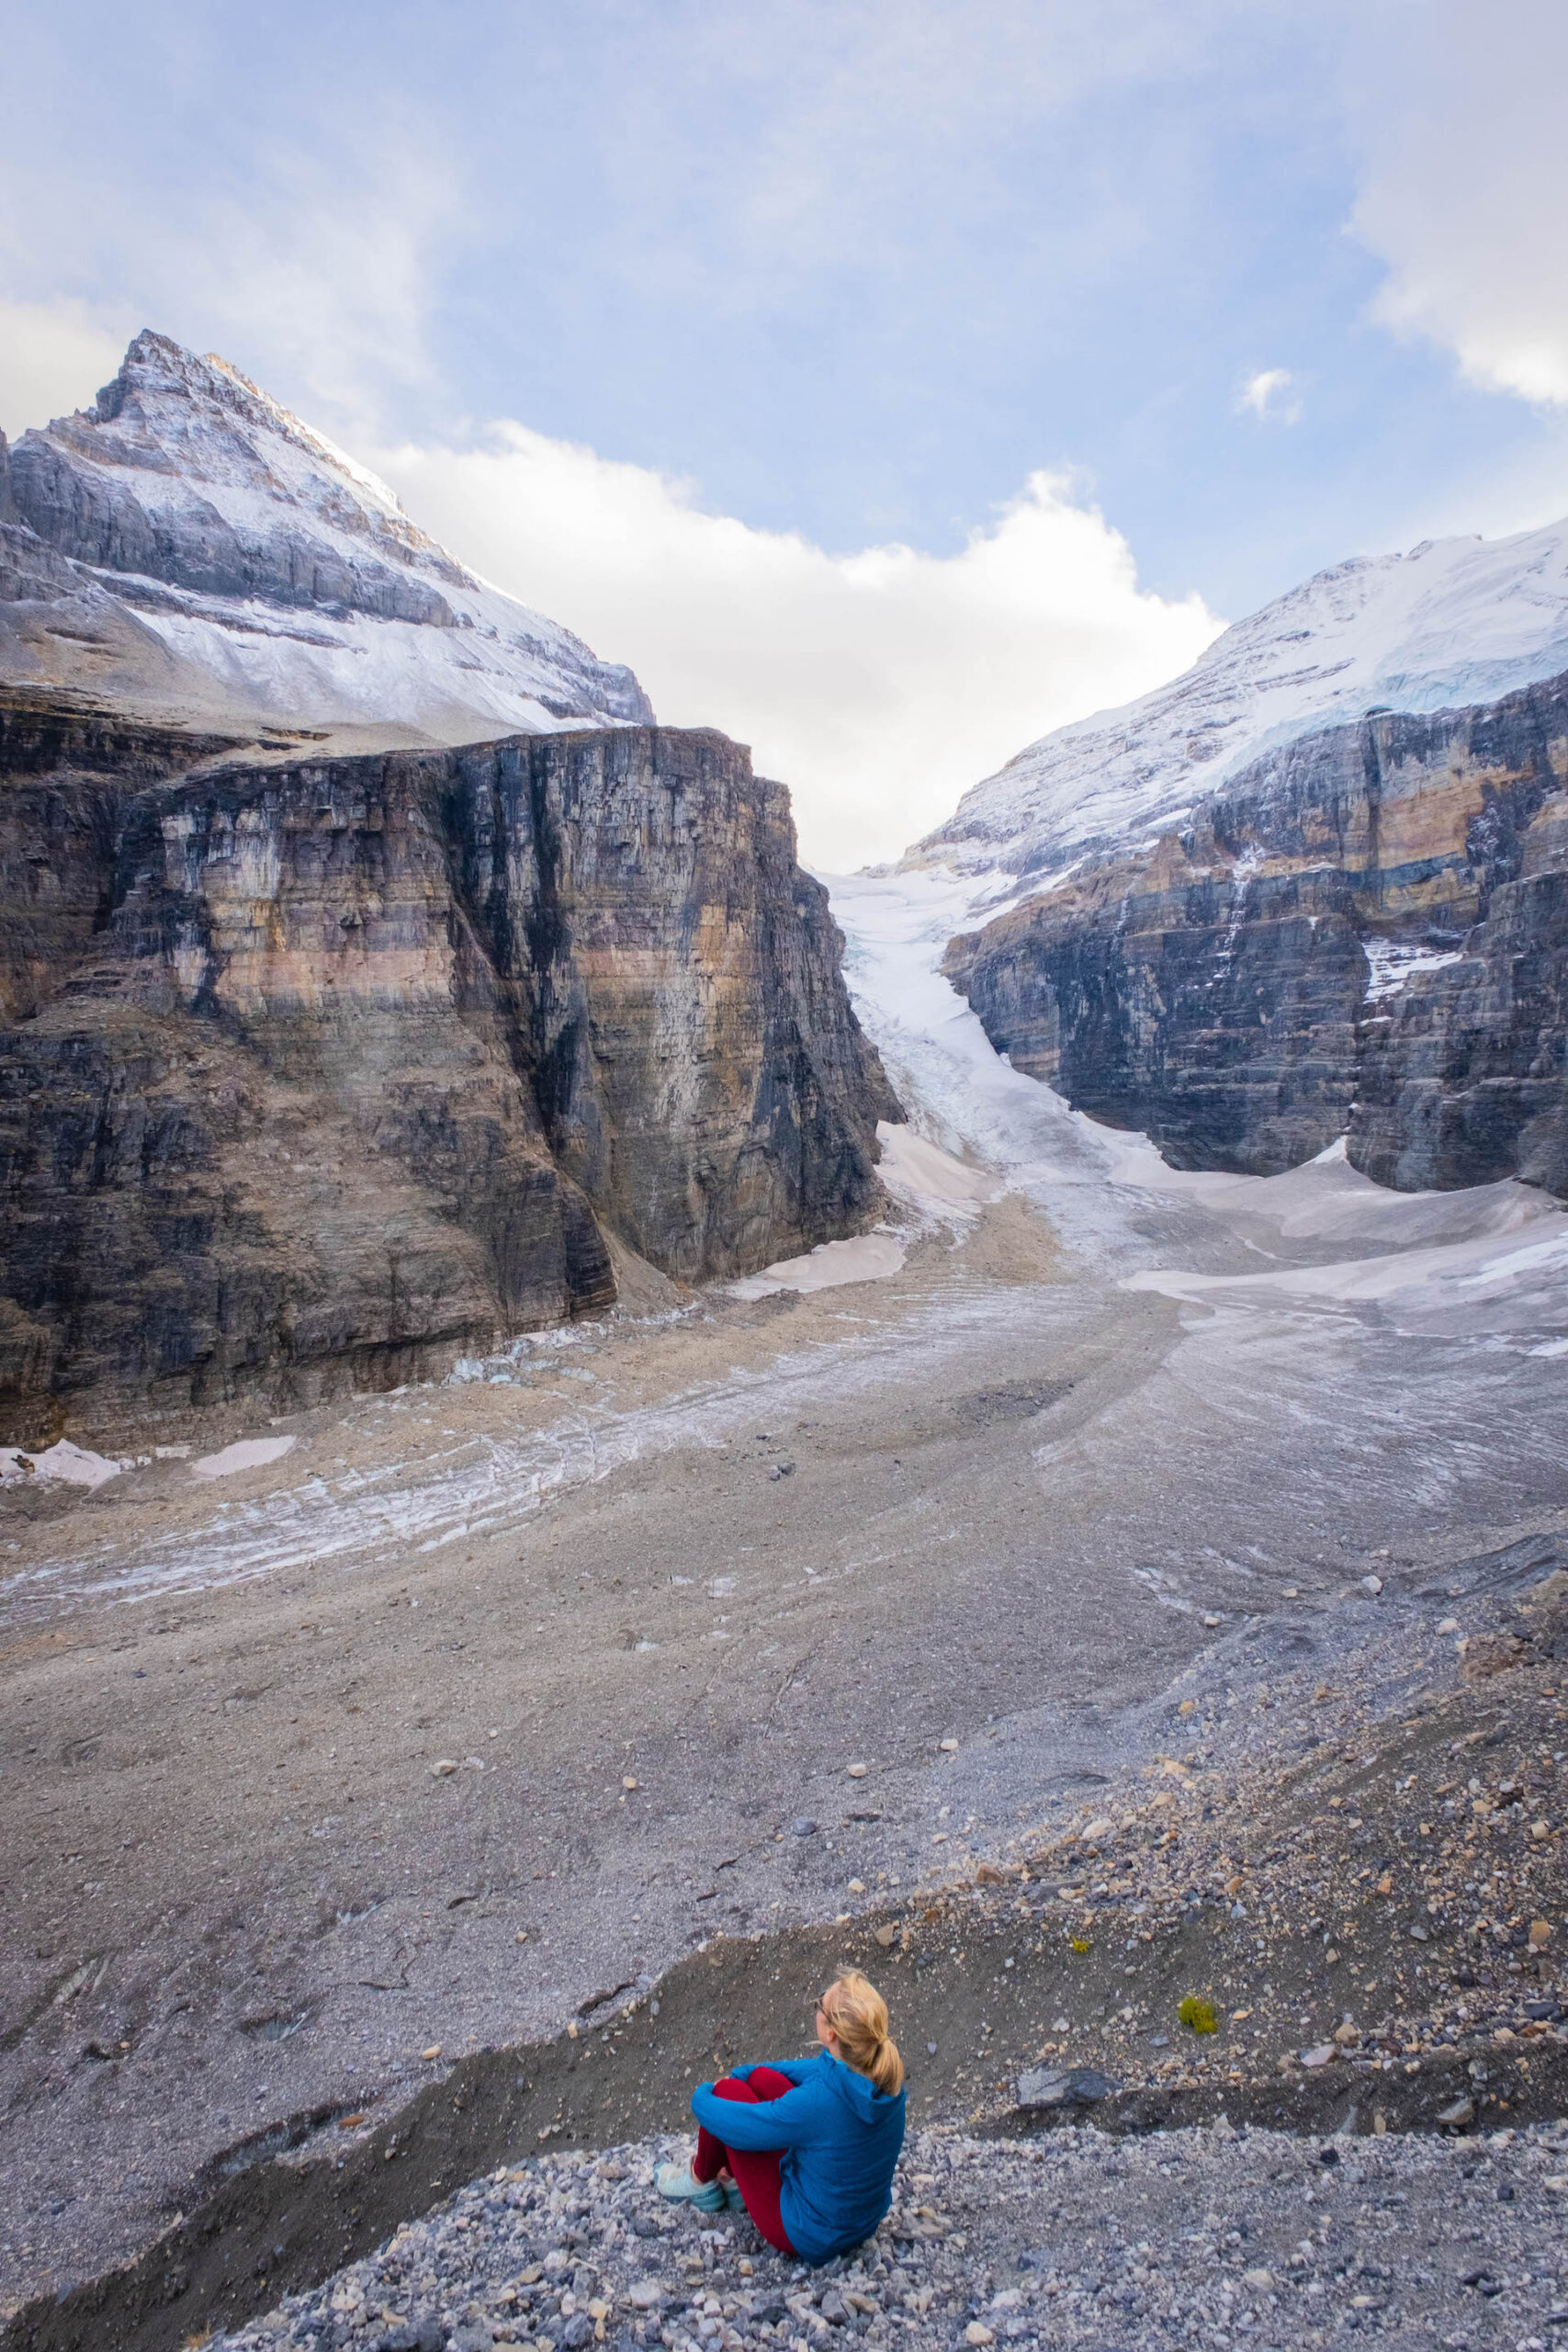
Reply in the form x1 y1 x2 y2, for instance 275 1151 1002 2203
0 707 896 1439
943 671 1568 1193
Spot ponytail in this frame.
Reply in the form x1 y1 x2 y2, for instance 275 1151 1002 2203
820 1970 904 2097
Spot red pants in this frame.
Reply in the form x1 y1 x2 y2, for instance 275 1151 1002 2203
692 2065 796 2256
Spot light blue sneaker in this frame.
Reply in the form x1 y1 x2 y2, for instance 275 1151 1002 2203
655 2158 725 2212
722 2181 747 2213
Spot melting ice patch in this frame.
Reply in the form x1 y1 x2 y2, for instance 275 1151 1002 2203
0 1440 123 1489
191 1434 299 1480
729 1231 908 1301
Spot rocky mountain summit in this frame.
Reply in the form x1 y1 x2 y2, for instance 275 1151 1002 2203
0 332 650 743
0 333 897 1440
922 517 1568 883
927 531 1568 1195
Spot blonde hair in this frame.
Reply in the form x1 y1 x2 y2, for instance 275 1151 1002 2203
820 1970 904 2097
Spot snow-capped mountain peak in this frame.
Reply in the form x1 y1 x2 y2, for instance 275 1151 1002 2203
0 329 651 740
917 515 1568 877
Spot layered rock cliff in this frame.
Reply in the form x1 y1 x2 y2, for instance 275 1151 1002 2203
0 703 897 1440
943 671 1568 1194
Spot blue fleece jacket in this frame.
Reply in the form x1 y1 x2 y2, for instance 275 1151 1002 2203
689 2050 906 2264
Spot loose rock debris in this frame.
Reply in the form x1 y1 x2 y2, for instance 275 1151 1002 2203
209 2120 1568 2351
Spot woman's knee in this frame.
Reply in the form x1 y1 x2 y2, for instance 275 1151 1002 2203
711 2075 761 2104
745 2065 795 2101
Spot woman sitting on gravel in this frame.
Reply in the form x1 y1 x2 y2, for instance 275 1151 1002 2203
656 1971 906 2263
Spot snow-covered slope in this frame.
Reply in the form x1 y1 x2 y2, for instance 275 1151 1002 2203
917 519 1568 878
0 331 650 741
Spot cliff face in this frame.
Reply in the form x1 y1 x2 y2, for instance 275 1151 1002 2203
944 672 1568 1192
0 706 896 1439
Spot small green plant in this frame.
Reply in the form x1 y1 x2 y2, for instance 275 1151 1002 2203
1179 1995 1217 2035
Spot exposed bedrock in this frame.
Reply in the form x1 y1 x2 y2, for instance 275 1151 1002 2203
944 671 1568 1193
0 707 896 1439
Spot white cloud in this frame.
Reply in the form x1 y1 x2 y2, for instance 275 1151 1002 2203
1348 0 1568 407
376 424 1221 868
1237 367 1298 422
0 299 130 438
0 116 459 445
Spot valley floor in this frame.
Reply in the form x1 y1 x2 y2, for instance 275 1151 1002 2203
1 870 1566 2345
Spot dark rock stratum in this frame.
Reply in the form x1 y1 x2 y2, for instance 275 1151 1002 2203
0 699 897 1441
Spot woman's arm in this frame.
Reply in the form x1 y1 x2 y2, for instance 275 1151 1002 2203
690 2077 823 2150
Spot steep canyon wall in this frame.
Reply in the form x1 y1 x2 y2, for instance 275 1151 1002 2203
0 705 896 1439
944 673 1568 1194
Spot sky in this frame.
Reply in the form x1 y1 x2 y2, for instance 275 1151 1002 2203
4 0 1568 865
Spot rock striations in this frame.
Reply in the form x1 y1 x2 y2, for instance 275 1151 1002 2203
0 707 896 1441
931 538 1568 1197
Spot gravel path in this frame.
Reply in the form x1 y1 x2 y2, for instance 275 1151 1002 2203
209 2117 1568 2352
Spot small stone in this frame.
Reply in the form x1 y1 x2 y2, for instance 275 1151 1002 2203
1081 1816 1114 1844
1361 1574 1383 1595
874 1924 898 1947
939 1738 959 1753
819 2286 850 2325
1016 2064 1118 2109
1438 1616 1460 1634
421 2045 442 2061
1529 1918 1551 1947
1437 2097 1475 2128
847 1878 866 1894
627 2282 663 2310
964 2327 995 2347
790 1817 818 1838
622 1775 639 1791
1202 1613 1221 1629
431 1759 458 1778
847 1762 869 1778
1302 2044 1337 2069
1242 2268 1273 2290
1333 2022 1358 2046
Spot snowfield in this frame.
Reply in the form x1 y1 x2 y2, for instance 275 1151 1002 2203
919 514 1568 879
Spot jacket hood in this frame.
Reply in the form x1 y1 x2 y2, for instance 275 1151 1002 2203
820 2048 902 2120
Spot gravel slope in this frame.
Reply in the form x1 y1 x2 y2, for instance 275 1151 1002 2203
205 2117 1568 2352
